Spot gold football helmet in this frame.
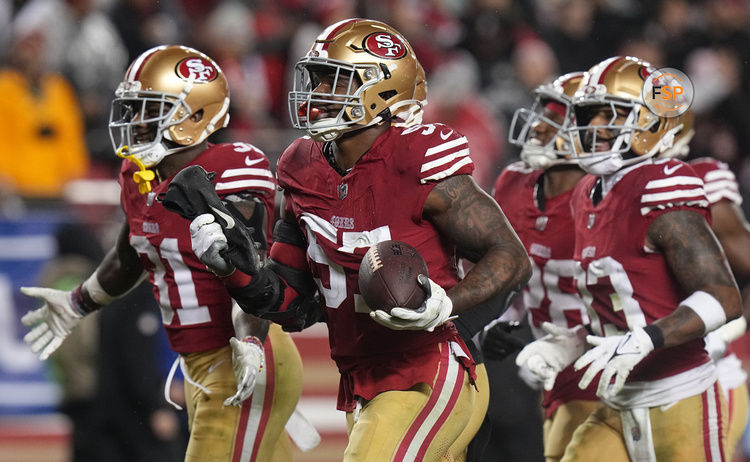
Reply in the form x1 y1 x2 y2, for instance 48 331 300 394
109 45 230 168
288 18 422 141
659 109 694 159
568 56 685 174
393 62 427 127
509 71 584 170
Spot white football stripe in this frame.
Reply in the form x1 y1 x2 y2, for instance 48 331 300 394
425 137 468 157
215 179 276 192
640 199 710 216
707 190 743 205
703 179 739 193
420 157 473 184
235 355 269 461
420 148 470 172
704 169 736 181
641 188 706 203
221 168 274 179
401 352 462 460
644 176 703 189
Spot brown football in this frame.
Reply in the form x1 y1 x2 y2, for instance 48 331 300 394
358 240 428 313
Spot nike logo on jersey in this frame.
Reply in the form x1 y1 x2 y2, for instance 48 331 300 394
663 164 682 175
207 359 225 374
245 156 263 167
440 129 453 140
210 205 236 230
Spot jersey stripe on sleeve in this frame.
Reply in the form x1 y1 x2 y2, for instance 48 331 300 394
216 167 276 195
640 175 708 216
420 136 473 184
703 169 742 205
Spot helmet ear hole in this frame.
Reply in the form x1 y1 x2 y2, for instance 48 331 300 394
649 119 661 133
191 109 204 123
379 90 397 101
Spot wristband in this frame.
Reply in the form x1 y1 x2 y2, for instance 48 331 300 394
643 324 665 349
82 273 117 305
71 285 101 315
680 291 726 334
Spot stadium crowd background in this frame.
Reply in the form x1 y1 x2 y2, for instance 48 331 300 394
1 0 750 461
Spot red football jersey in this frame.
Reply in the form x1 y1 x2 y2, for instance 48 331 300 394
493 162 596 416
571 158 711 382
119 142 276 354
277 123 474 408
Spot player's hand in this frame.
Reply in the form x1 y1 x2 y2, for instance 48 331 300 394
482 322 525 361
20 286 84 360
190 214 235 277
515 322 588 391
223 336 264 407
370 275 453 332
704 317 747 361
574 326 654 398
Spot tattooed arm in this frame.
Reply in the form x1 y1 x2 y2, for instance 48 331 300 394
645 210 742 348
423 174 531 315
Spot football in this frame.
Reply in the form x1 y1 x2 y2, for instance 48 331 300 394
358 240 429 313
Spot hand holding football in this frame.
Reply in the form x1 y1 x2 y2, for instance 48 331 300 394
358 240 428 313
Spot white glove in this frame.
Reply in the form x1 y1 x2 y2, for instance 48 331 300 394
190 214 234 277
370 275 453 332
20 286 84 360
515 322 588 391
574 326 654 399
517 357 545 391
704 317 747 361
223 336 264 407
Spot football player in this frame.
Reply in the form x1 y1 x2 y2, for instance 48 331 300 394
185 19 531 462
658 111 750 459
20 46 304 461
558 56 741 461
493 71 599 462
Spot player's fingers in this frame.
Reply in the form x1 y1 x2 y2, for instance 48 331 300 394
573 346 600 371
24 322 50 345
190 214 216 232
28 330 53 354
541 321 560 336
21 308 46 326
597 365 616 398
577 353 606 390
389 307 424 320
20 286 47 298
585 335 604 347
39 336 63 361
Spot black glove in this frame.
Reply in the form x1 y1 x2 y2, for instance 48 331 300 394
161 165 260 275
482 321 526 361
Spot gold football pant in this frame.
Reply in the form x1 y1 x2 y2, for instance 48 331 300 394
726 382 749 459
449 363 489 462
344 343 476 462
561 382 728 462
183 324 303 462
543 399 599 462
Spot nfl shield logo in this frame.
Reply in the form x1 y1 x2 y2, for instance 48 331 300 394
337 183 348 200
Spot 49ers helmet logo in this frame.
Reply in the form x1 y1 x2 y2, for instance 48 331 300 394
363 33 407 59
175 57 218 83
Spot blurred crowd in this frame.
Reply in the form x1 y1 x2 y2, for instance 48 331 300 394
0 0 749 201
